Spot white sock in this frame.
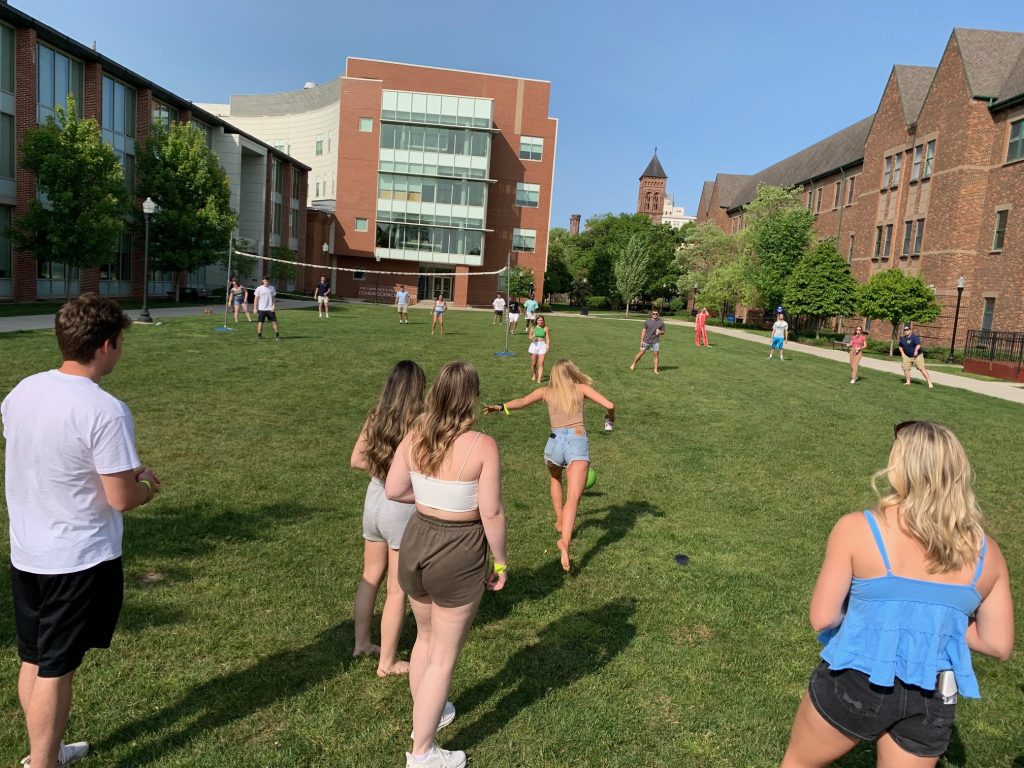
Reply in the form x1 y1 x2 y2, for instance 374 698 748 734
410 748 436 763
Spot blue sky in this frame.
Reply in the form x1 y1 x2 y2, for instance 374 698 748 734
15 1 1024 230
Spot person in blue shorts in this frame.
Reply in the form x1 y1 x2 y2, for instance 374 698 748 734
768 313 788 360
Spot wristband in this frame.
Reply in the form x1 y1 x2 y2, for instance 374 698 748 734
502 403 510 416
493 563 507 574
140 479 154 501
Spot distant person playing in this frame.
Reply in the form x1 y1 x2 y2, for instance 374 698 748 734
3 294 161 768
630 308 666 373
781 421 1014 767
898 324 934 389
768 313 788 360
227 276 251 323
507 296 521 335
254 276 280 340
529 315 551 382
430 295 447 335
395 284 410 325
695 307 710 347
491 293 506 325
314 274 331 319
524 296 540 331
849 325 867 384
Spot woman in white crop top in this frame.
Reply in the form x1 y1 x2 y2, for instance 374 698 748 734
385 361 507 768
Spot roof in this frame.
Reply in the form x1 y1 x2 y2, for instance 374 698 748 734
640 153 667 179
893 65 936 124
722 116 872 211
954 28 1024 100
230 79 342 117
994 44 1024 107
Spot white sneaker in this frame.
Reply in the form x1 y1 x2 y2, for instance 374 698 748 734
21 741 89 767
410 701 456 739
850 379 856 384
405 747 466 768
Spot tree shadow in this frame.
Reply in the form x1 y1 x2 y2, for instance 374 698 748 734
98 621 354 767
453 597 637 751
574 500 664 572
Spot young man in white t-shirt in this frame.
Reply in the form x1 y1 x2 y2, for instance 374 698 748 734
394 284 410 324
492 293 506 324
254 276 280 340
2 293 161 768
768 313 789 360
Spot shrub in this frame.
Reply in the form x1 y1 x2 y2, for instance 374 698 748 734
587 296 610 309
540 303 552 313
669 298 686 314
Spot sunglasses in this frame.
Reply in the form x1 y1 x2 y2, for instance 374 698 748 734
893 420 920 439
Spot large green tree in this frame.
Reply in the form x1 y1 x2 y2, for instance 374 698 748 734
695 254 757 319
783 239 860 337
137 122 236 300
570 213 681 300
858 268 941 354
11 96 130 299
676 222 748 300
613 234 651 316
741 184 815 311
543 228 574 295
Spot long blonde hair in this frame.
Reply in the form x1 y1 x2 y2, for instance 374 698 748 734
410 361 479 477
545 359 592 418
871 421 984 572
362 361 426 481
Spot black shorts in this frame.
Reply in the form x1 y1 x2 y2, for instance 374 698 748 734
257 310 277 322
808 661 956 758
12 558 124 677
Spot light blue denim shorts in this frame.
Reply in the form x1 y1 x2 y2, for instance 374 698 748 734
544 427 590 467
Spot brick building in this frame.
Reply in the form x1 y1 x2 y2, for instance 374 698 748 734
696 28 1024 351
205 60 558 306
0 3 309 302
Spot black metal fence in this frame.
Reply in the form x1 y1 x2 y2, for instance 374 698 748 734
963 329 1024 370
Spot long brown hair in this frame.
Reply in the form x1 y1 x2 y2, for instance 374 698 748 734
362 361 426 480
410 361 479 476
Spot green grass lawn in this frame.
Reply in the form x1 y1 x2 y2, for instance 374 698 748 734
1 304 1021 767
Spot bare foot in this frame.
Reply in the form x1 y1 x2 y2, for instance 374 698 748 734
353 643 381 658
556 540 571 572
629 364 635 371
376 660 410 677
654 369 660 374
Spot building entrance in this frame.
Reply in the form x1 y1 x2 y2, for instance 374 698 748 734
418 270 453 302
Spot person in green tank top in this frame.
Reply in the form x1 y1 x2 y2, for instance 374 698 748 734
528 315 551 382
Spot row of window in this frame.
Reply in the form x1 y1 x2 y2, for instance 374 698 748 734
808 176 858 212
313 173 335 198
883 140 935 189
314 130 333 156
378 157 488 180
378 173 487 207
873 219 925 259
380 123 491 158
381 90 492 129
376 222 483 257
512 227 536 252
376 208 484 229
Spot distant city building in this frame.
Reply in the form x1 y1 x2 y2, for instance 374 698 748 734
661 194 695 229
205 60 558 305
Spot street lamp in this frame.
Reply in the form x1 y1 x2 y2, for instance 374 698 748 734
946 275 965 364
138 197 157 323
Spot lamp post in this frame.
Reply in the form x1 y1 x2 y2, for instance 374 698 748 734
138 197 157 323
946 275 965 364
322 242 329 295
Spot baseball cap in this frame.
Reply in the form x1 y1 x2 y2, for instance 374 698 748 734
903 324 912 331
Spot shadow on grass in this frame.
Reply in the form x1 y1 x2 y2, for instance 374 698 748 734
453 597 637 751
99 621 354 767
475 557 568 627
574 500 663 572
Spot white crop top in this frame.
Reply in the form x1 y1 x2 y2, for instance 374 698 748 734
408 433 481 513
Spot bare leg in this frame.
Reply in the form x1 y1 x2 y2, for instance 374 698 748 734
780 692 858 767
537 353 546 382
256 320 263 336
876 732 941 768
653 350 660 374
556 460 589 571
547 463 564 532
530 354 538 381
377 547 410 676
245 307 252 322
409 598 481 757
353 539 387 657
920 365 933 388
272 320 281 337
439 315 444 334
21 665 74 768
630 349 645 370
431 315 437 334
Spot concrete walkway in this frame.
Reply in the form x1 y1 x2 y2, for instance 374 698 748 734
561 311 1024 406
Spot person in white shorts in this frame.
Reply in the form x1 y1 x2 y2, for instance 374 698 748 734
491 293 506 325
314 275 331 319
507 296 521 335
395 284 410 324
524 296 540 331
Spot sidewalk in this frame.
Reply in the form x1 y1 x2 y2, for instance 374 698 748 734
562 311 1024 406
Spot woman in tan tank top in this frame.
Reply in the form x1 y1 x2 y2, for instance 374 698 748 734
485 359 614 571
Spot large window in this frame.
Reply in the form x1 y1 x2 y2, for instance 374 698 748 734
376 223 483 257
0 25 14 94
911 144 923 181
291 168 301 199
833 182 841 209
315 134 323 155
152 102 177 128
913 219 925 256
923 140 935 178
271 201 282 235
981 298 995 334
0 112 13 179
381 90 492 129
101 76 136 191
992 209 1008 251
272 159 283 194
99 230 132 295
1007 120 1024 163
516 182 540 208
512 228 536 252
892 153 901 186
289 207 299 235
846 176 856 205
380 123 490 159
0 206 11 297
882 156 892 188
882 224 893 258
378 173 486 208
38 44 84 123
519 136 543 161
873 226 883 258
901 221 913 258
815 188 822 213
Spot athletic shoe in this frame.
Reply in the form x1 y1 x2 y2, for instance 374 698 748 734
850 379 856 384
21 741 90 766
410 701 456 739
405 747 466 768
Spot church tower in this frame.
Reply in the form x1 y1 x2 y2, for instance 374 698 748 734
637 150 667 222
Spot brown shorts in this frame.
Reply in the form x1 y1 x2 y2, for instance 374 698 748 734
901 354 928 372
398 512 487 608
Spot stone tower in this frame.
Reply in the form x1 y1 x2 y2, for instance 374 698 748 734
637 151 667 222
569 214 581 235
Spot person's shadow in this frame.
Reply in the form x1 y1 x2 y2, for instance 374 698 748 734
474 557 567 627
574 500 663 572
451 597 637 751
98 622 354 767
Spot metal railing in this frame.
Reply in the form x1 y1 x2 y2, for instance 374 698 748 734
963 329 1024 372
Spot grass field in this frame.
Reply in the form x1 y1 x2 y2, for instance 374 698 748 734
0 303 1021 767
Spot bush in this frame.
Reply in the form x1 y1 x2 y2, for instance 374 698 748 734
587 296 610 309
540 303 552 313
669 298 686 314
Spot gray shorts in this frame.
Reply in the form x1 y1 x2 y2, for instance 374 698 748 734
362 478 416 549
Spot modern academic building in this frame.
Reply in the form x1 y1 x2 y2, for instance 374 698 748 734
204 59 558 306
0 2 310 302
697 28 1024 355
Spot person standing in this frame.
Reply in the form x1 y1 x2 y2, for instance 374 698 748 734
254 276 280 340
507 296 521 335
695 307 710 347
898 324 934 389
313 274 331 319
2 293 161 768
395 284 411 325
768 313 788 360
523 296 540 331
227 277 251 323
491 293 506 325
430 295 447 335
529 315 551 382
849 325 867 384
630 308 666 374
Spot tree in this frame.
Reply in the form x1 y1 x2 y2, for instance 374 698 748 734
137 122 237 300
741 184 815 311
858 268 942 354
544 228 574 295
783 240 860 337
695 254 757 319
10 96 130 300
502 265 533 298
676 222 746 298
614 234 652 316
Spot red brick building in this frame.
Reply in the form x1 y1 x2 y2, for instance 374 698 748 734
697 28 1024 352
637 152 667 222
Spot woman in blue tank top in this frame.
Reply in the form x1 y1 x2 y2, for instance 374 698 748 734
782 421 1014 767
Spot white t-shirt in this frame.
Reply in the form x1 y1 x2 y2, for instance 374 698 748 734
2 371 140 574
493 297 506 312
254 284 276 311
396 290 409 306
772 320 789 338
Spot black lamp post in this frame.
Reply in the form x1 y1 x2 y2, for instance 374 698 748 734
946 275 965 364
138 197 157 323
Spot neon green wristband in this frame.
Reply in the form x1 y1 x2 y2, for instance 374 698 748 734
140 479 154 501
493 563 507 574
502 403 510 416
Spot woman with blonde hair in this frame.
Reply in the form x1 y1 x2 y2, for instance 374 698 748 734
782 421 1014 767
486 359 614 572
528 314 550 382
386 361 507 768
350 361 426 675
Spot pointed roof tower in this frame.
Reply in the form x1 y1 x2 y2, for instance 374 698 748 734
640 150 667 179
637 149 667 222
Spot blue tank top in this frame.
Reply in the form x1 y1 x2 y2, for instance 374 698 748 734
818 510 986 698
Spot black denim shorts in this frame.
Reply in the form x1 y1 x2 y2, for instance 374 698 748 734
808 661 956 758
